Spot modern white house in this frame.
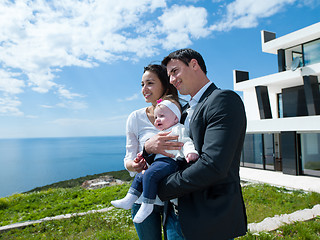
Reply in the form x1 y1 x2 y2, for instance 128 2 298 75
234 22 320 177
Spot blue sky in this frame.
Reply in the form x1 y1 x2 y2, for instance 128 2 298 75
0 0 319 138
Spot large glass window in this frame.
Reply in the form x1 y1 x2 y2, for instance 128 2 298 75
277 93 283 118
285 45 303 70
282 86 308 117
300 133 320 176
242 134 263 168
303 39 320 66
264 134 275 170
283 39 320 71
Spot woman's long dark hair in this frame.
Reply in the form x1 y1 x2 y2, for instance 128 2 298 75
143 64 179 103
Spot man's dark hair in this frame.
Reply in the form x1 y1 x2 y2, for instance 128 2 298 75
161 48 207 75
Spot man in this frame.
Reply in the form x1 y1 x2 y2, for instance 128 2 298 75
143 48 247 240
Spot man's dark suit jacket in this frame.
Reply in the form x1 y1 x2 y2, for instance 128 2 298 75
158 83 248 240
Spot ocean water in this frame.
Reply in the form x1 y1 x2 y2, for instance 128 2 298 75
0 136 126 198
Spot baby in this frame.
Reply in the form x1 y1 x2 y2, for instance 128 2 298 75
111 97 198 223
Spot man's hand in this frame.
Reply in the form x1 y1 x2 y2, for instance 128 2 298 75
132 152 148 173
144 131 183 158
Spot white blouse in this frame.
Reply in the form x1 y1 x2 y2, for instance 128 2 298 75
123 107 163 205
124 107 159 175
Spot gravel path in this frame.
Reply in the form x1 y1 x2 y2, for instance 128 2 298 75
248 204 320 232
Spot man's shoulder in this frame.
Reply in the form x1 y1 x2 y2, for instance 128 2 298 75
209 88 234 95
201 89 244 115
207 88 240 101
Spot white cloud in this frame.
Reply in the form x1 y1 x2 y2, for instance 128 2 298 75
0 0 314 117
117 93 140 102
0 69 25 94
57 86 85 100
0 0 168 115
299 0 320 8
27 71 57 93
158 5 210 49
0 95 23 116
40 105 54 109
210 0 296 31
56 100 88 110
55 85 87 110
0 1 210 90
50 118 93 126
26 115 38 119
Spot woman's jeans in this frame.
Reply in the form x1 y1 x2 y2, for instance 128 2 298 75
130 157 179 203
132 203 163 240
164 207 234 240
165 207 185 240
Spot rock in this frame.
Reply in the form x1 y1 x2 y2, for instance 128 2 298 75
81 175 125 189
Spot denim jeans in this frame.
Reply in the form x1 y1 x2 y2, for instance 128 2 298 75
165 207 185 240
131 203 163 240
164 207 234 240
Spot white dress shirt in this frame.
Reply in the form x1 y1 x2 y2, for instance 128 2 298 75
184 82 212 129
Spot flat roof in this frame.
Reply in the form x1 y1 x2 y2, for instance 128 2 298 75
262 22 320 54
234 62 320 91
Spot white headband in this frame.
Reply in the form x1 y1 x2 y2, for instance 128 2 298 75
157 99 181 121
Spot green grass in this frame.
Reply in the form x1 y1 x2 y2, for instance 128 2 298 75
242 183 320 223
0 209 138 240
1 171 320 239
0 184 130 226
0 170 132 227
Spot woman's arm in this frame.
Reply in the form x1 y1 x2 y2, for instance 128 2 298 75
124 111 148 176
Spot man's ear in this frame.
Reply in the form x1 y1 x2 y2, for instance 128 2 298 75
190 59 199 70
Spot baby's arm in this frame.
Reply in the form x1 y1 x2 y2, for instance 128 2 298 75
177 125 199 163
186 152 199 163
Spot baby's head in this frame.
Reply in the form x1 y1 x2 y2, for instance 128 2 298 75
154 97 181 131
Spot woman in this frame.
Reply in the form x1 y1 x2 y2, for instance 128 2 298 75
123 64 178 240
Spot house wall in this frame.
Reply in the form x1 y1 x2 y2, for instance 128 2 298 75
235 23 320 177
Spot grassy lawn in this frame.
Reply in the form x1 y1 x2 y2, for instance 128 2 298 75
239 217 320 239
1 170 320 239
242 183 320 223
